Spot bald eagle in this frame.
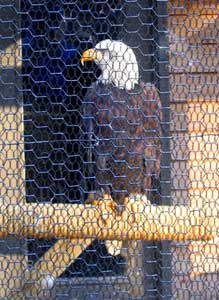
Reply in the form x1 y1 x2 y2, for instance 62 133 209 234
81 40 162 255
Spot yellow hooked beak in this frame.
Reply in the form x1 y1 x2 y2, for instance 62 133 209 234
80 48 102 66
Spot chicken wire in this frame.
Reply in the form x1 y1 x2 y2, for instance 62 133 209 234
0 0 218 300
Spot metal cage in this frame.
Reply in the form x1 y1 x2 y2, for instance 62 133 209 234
0 0 218 299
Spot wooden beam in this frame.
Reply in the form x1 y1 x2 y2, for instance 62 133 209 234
0 198 217 241
21 238 95 299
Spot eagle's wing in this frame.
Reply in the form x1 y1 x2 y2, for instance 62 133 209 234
82 82 162 199
82 82 162 255
141 83 162 190
80 88 98 197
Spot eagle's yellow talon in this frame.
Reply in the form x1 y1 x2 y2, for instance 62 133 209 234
123 194 151 224
87 193 117 223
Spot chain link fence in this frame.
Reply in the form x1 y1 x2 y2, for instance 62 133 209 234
0 0 218 299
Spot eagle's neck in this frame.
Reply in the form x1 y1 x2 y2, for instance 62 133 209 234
97 61 139 90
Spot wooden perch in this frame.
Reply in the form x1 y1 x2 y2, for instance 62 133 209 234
0 199 217 241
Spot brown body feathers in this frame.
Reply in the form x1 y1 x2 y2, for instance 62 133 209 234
82 82 162 204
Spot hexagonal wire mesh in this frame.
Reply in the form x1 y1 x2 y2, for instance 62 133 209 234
0 0 218 299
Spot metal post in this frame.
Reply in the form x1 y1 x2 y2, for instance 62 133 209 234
154 1 172 300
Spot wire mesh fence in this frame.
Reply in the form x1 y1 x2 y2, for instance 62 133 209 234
0 0 218 299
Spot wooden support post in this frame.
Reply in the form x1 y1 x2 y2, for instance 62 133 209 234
21 238 95 299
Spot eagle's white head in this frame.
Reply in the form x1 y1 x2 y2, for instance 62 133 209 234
81 39 139 90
